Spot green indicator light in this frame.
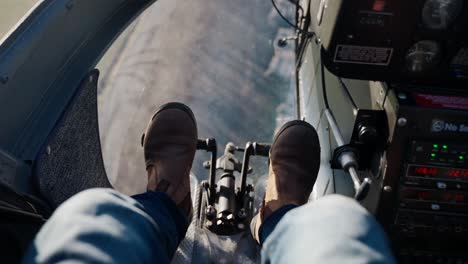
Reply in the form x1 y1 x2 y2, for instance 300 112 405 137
433 144 439 148
443 145 448 149
431 153 436 158
460 156 465 160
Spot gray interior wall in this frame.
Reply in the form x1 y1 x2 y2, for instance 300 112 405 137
0 0 157 197
0 0 156 162
298 42 339 199
34 70 111 208
298 38 375 199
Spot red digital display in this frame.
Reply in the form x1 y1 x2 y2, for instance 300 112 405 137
401 189 466 204
408 165 468 179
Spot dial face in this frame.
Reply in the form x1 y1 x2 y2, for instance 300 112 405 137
422 0 463 30
405 40 441 73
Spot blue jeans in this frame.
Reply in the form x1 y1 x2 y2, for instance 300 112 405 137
23 189 395 263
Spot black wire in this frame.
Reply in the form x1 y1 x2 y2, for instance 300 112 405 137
271 0 310 34
338 77 358 111
320 56 330 110
296 36 312 69
320 53 358 112
295 61 302 119
286 0 304 15
295 0 314 68
0 204 45 222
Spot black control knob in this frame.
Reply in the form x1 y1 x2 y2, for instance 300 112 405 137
358 123 378 144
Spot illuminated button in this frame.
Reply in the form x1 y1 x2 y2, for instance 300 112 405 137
443 145 448 149
433 144 439 149
437 182 447 189
372 0 386 12
431 153 436 158
460 156 465 160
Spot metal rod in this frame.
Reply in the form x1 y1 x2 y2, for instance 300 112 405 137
325 109 371 200
348 167 362 191
239 142 253 197
355 178 371 201
325 109 345 146
338 78 358 114
208 139 217 204
197 138 218 204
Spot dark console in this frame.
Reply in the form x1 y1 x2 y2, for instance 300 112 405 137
307 1 468 262
374 87 468 263
314 0 468 88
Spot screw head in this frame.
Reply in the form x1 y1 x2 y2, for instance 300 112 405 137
436 182 447 189
237 223 245 230
277 38 288 47
397 117 407 127
203 161 211 169
383 186 392 192
206 206 216 220
238 209 247 219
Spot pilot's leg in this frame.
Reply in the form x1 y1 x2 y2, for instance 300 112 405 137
251 120 395 263
23 188 188 264
23 102 198 263
260 195 396 264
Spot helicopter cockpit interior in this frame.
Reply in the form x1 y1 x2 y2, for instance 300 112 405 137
0 0 467 263
296 0 468 262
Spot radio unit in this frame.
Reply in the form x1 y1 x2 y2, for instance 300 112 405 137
397 140 468 214
369 89 468 262
312 0 468 88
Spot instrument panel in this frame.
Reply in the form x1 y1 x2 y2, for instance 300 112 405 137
358 86 468 262
393 140 468 261
399 141 468 214
314 0 468 88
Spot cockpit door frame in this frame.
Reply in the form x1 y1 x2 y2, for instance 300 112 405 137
0 0 157 162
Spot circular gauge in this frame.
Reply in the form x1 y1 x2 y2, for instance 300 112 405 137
422 0 463 30
405 40 442 73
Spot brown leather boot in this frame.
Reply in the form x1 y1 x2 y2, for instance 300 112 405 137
141 102 197 219
251 120 321 243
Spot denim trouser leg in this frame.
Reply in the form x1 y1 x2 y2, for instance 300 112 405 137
22 188 188 264
260 195 396 264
